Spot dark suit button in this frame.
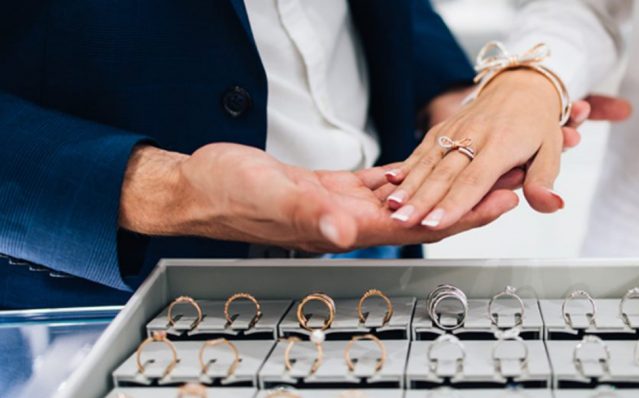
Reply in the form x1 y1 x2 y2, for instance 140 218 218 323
222 86 252 117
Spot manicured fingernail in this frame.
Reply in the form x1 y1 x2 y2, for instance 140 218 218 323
391 205 415 222
421 208 445 227
385 169 401 178
319 216 340 244
547 189 565 209
388 190 407 205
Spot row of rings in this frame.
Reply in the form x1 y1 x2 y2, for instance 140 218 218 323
297 289 394 331
133 333 632 389
168 293 262 331
167 286 639 334
563 287 639 329
432 334 639 378
284 333 386 375
135 332 240 378
167 289 395 333
134 331 387 380
426 334 528 375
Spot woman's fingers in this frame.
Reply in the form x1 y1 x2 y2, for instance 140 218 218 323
355 162 403 190
386 146 445 210
390 150 474 226
414 148 511 230
384 128 441 186
522 139 564 213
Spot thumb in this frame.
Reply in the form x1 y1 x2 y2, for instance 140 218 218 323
288 187 358 249
523 142 564 213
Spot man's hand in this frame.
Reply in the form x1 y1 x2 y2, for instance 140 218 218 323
119 143 520 253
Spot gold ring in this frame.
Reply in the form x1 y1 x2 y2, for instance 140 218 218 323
224 292 262 328
284 336 323 375
344 334 387 373
167 296 203 330
177 382 207 398
357 289 393 327
198 338 241 377
296 292 336 331
135 330 178 378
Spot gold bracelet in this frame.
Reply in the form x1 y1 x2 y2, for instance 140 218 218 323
467 41 572 126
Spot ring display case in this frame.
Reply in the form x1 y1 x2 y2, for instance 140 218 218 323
57 258 639 398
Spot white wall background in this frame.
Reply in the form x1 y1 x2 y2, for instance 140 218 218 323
426 0 616 258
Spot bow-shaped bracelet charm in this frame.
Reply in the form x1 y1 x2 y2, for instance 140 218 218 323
466 41 572 126
474 41 550 83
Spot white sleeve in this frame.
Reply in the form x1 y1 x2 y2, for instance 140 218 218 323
505 0 632 100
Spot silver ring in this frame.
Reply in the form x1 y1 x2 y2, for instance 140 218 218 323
456 146 475 160
620 287 639 327
427 284 469 330
427 334 466 374
573 335 610 377
492 335 529 370
488 286 525 328
562 290 596 328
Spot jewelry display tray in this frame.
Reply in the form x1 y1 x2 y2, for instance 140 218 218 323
60 258 639 398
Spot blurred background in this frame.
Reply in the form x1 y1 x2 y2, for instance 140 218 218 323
427 0 622 259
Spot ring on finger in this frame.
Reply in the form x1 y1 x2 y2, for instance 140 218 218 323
438 136 475 160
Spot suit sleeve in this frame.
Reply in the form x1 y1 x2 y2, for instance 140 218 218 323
0 92 151 291
412 0 475 111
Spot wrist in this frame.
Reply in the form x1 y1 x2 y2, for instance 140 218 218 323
119 145 190 235
482 69 561 118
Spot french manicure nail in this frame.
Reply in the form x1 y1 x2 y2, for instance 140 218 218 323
421 208 445 227
319 215 341 244
385 169 401 179
391 205 415 222
388 190 407 205
547 189 565 209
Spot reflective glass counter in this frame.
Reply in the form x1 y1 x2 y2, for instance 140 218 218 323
0 306 119 398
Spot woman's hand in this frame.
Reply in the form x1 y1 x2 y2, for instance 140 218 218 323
384 69 569 230
119 143 520 253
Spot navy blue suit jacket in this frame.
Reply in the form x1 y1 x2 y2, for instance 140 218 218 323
0 0 473 309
